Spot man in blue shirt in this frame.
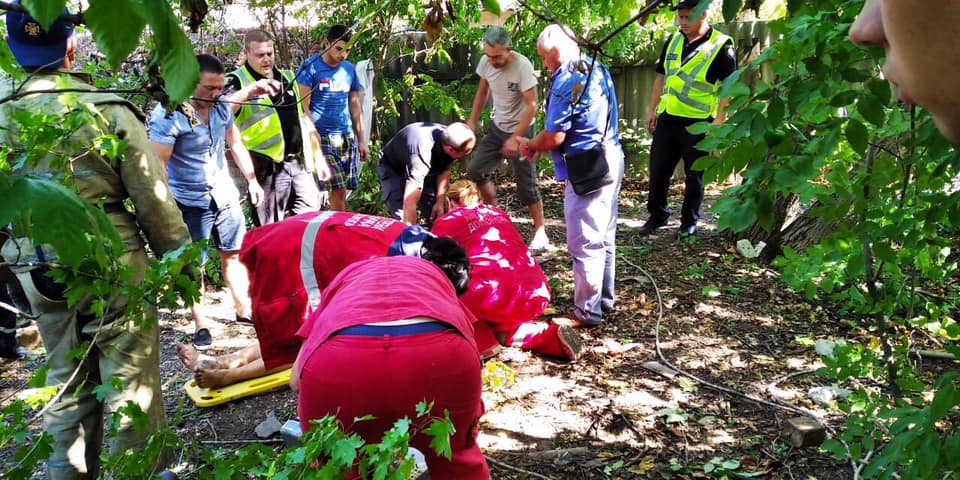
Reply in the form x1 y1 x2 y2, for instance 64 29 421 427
515 24 625 328
297 24 367 211
149 54 264 348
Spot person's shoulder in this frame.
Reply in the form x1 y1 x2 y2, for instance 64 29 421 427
341 60 358 73
552 62 581 88
477 54 490 69
148 103 174 122
513 52 535 69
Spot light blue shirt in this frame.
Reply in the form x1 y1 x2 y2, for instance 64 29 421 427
544 56 621 181
148 100 240 208
295 55 362 134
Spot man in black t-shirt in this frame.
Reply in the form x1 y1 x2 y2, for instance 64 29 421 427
639 0 737 237
378 122 476 224
225 29 329 226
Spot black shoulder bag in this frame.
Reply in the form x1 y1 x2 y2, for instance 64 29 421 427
564 61 614 196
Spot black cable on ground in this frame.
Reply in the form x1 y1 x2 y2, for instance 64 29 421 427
619 255 825 422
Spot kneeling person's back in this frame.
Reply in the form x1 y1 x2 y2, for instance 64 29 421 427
295 256 490 479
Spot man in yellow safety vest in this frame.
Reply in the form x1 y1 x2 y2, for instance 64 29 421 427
640 0 737 237
226 29 330 226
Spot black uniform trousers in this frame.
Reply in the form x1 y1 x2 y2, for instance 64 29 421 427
647 115 710 227
250 152 320 227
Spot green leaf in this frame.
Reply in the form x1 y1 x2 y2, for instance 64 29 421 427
830 91 858 107
0 37 23 79
481 0 501 17
867 78 891 105
353 414 376 423
914 431 942 477
845 118 868 155
857 94 886 127
423 411 455 460
85 0 147 69
0 177 122 266
721 0 743 23
615 0 635 24
329 435 364 467
28 363 50 388
20 0 68 31
929 374 960 422
721 458 741 470
415 400 431 418
92 377 124 402
766 97 785 125
702 285 721 298
137 1 200 105
691 0 712 21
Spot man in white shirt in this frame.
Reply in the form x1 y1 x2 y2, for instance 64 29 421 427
466 26 551 250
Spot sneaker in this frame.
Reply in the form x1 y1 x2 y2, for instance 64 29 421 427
557 325 583 361
637 219 667 236
528 233 554 253
677 224 698 237
193 328 213 350
235 314 253 325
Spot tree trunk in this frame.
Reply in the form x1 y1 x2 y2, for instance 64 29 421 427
722 149 852 262
724 194 847 263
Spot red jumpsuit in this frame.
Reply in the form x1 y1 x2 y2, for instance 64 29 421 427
431 205 551 352
239 211 406 370
296 256 489 479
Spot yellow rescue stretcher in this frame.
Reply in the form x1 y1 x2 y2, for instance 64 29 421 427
184 367 292 407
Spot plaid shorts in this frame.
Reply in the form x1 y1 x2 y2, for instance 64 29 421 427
319 132 359 190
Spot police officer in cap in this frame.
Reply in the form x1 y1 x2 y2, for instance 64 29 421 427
640 0 737 237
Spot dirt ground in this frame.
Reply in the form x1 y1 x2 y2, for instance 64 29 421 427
1 175 857 479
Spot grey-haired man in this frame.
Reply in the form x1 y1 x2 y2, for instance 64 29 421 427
466 26 551 250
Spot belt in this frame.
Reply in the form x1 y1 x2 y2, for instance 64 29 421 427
334 322 452 337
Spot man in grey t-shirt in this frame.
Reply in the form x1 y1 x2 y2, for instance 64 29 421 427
466 26 551 251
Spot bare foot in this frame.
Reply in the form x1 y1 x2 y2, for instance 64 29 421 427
194 362 231 389
176 343 199 370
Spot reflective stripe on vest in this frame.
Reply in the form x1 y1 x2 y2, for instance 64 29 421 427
300 210 336 310
658 29 731 119
231 67 303 162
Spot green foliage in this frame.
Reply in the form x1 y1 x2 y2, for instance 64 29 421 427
698 0 960 477
2 393 455 479
348 143 389 216
0 400 54 479
187 401 453 479
12 0 198 105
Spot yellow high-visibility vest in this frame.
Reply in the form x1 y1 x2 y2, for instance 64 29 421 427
230 67 304 162
658 29 732 119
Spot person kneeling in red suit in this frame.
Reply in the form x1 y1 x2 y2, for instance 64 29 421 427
432 180 582 361
293 255 490 479
176 211 465 388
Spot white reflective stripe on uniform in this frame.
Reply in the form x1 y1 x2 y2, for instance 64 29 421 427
300 211 337 309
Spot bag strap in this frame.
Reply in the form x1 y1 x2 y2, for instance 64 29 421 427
573 56 612 149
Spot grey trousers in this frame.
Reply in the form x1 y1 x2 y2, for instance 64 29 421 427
563 142 625 325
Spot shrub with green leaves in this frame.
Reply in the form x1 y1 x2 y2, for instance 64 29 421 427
696 0 960 477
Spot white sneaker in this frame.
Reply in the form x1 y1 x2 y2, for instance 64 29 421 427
528 233 554 253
